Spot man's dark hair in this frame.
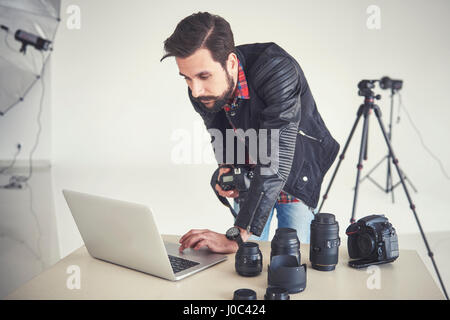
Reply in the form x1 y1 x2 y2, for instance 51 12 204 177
160 12 235 69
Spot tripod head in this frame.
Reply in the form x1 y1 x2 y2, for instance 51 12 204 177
358 80 381 102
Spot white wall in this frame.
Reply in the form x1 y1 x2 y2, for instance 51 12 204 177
0 59 52 167
49 0 450 258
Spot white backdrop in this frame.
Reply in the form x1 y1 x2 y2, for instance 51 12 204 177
24 0 450 257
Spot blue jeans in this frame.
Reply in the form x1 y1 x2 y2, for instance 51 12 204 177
233 200 316 244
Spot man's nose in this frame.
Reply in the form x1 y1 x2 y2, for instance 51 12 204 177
191 81 205 98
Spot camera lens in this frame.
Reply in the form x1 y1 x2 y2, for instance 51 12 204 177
270 228 301 264
309 213 340 271
235 242 263 277
233 288 257 300
264 287 290 300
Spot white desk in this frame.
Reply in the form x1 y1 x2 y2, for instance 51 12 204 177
5 235 445 300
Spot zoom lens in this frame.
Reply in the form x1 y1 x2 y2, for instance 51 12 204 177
235 242 263 277
270 228 301 264
309 213 340 271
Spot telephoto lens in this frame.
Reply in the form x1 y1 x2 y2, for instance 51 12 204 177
235 242 263 277
233 288 257 300
309 213 340 271
270 228 301 265
264 287 290 300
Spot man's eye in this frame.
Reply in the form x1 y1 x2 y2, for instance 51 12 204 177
183 76 209 80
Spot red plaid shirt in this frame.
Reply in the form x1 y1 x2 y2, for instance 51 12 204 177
225 58 300 204
223 60 250 112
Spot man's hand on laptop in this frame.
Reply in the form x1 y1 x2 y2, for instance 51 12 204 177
178 227 250 254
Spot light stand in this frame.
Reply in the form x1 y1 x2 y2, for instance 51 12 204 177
358 83 417 202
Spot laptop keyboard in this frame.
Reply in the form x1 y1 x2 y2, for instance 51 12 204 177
168 255 200 274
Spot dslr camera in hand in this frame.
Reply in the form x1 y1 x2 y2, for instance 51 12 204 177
219 166 254 192
346 214 399 268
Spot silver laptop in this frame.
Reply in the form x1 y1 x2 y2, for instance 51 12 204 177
62 189 227 281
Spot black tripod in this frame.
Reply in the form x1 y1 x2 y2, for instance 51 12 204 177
318 80 448 300
358 87 417 203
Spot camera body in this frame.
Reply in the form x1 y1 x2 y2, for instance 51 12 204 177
346 215 399 268
219 166 254 192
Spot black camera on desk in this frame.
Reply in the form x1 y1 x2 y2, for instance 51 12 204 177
346 214 399 268
218 166 254 192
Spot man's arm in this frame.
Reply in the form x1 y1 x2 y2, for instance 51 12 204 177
234 56 302 236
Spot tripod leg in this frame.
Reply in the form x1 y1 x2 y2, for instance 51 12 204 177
388 156 395 203
364 116 369 161
318 105 364 213
373 106 449 300
400 169 418 193
350 109 370 224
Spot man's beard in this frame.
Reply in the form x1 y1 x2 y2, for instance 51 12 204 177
194 71 235 114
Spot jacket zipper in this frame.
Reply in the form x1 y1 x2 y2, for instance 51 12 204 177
247 191 265 233
298 129 322 143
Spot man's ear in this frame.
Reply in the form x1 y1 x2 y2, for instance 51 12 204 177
227 52 238 72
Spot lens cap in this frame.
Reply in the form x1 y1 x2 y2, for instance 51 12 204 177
314 213 336 224
274 227 298 238
233 288 257 300
237 242 260 255
264 287 290 300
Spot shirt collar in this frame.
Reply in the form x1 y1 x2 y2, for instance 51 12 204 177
233 58 250 100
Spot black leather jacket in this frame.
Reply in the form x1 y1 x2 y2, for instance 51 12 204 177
188 42 339 236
